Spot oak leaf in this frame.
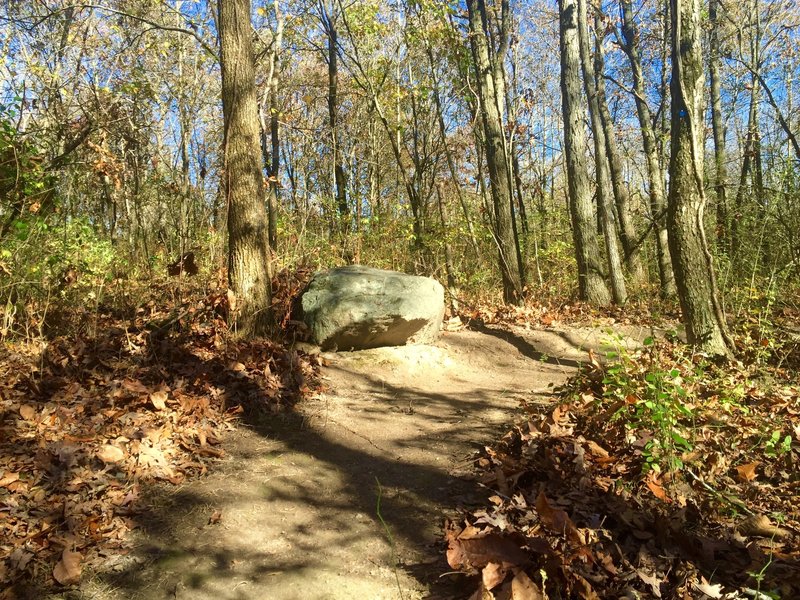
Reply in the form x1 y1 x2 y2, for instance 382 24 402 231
734 462 758 482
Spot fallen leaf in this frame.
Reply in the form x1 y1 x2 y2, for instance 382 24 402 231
149 391 168 410
735 462 759 482
738 514 791 538
0 471 20 488
585 440 609 458
636 569 663 598
534 492 581 543
10 548 33 572
645 472 670 503
446 526 529 571
511 569 544 599
97 445 125 464
122 379 149 394
53 549 82 585
692 579 723 598
483 561 508 589
572 572 600 599
19 405 37 420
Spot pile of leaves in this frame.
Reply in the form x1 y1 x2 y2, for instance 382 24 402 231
0 280 320 596
445 336 799 599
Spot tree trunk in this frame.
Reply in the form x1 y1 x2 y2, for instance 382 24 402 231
266 78 279 252
559 0 611 306
467 0 525 305
709 0 728 249
219 0 273 338
436 183 460 313
731 79 758 259
321 1 348 235
592 7 644 284
668 0 731 356
619 0 675 297
578 0 627 305
427 44 480 259
262 0 284 252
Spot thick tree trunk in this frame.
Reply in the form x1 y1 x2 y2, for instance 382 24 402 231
668 0 731 356
467 0 525 305
578 0 627 305
559 0 611 306
620 0 675 297
219 0 273 338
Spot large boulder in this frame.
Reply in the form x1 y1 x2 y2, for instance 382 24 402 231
300 266 445 351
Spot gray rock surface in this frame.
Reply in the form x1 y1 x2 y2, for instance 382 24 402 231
300 266 445 350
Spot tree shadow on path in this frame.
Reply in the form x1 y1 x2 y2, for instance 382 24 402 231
82 328 581 600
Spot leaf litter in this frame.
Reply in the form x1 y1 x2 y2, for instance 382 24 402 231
0 276 320 597
444 310 799 600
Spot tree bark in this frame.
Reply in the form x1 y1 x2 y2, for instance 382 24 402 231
321 1 348 234
425 44 481 259
619 0 675 297
260 0 284 252
709 0 728 249
219 0 273 337
467 0 525 305
578 0 627 305
592 7 644 284
436 183 460 313
559 0 611 306
668 0 731 356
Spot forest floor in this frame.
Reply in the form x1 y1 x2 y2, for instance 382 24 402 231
3 277 799 599
74 323 636 600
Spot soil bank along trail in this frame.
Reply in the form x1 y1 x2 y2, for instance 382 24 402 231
86 325 636 600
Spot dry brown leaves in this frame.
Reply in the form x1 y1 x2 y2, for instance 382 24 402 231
0 280 320 595
457 294 678 331
445 336 800 599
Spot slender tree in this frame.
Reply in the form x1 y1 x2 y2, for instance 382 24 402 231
320 0 349 235
577 0 627 304
618 0 675 297
466 0 525 304
591 5 644 284
219 0 273 337
559 0 611 305
668 0 732 356
258 0 284 252
709 0 728 248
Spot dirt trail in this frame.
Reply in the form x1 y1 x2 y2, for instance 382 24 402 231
82 325 645 600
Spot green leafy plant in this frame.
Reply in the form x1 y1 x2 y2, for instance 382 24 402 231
764 430 793 458
594 335 696 474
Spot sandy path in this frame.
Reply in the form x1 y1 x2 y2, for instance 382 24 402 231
81 325 636 600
